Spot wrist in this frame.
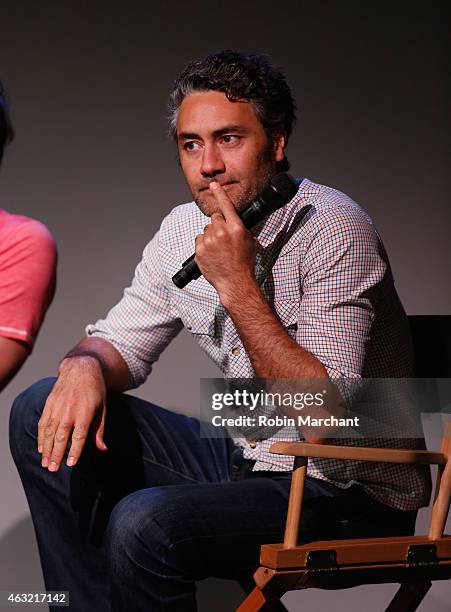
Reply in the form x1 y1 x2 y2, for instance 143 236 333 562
219 276 262 311
58 354 103 376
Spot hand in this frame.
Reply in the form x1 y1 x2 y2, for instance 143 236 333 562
38 356 108 472
194 181 258 302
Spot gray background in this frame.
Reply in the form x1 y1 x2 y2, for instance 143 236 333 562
0 1 449 610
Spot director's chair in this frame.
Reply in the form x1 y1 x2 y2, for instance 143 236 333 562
237 316 451 611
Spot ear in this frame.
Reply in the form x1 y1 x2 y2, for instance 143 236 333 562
273 132 286 163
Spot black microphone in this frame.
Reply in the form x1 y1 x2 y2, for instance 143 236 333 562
172 172 299 289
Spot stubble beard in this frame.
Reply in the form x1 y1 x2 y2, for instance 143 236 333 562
193 145 276 217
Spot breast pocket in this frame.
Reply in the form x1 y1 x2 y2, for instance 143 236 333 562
274 299 299 338
177 303 216 337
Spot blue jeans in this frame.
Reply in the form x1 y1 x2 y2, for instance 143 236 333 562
9 378 416 611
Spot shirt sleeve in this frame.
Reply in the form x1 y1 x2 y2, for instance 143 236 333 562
85 231 183 388
0 220 57 350
297 209 386 382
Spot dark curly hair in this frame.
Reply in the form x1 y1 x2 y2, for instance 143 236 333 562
0 81 14 164
168 50 296 172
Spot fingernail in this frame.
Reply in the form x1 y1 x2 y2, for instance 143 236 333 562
48 461 58 472
67 456 75 467
41 457 49 468
210 181 218 190
38 445 43 454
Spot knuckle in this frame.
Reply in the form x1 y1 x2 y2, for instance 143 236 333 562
44 428 55 438
72 428 87 441
72 433 87 443
55 430 68 443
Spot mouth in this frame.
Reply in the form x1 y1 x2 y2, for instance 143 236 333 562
199 181 238 192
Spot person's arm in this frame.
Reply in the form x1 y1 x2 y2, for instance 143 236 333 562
221 282 328 380
39 230 183 473
0 337 29 392
195 181 380 439
219 277 338 442
195 182 333 381
0 218 57 390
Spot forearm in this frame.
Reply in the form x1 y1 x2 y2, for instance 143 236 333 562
221 281 344 441
60 336 132 392
193 181 343 439
221 279 328 380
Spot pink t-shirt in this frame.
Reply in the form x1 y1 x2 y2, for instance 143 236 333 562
0 209 57 350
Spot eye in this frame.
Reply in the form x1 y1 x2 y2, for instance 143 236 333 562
220 135 240 145
183 141 201 152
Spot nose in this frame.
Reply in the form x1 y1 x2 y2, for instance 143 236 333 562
200 143 225 178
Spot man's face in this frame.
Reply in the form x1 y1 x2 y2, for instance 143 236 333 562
176 90 285 216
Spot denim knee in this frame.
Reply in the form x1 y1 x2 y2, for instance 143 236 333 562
9 377 57 464
105 488 178 575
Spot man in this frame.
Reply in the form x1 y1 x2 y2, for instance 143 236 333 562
10 51 430 611
0 82 57 391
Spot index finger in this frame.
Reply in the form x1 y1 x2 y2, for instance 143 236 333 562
209 181 242 226
37 399 53 454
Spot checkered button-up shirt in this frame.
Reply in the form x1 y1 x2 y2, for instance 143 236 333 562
86 178 431 511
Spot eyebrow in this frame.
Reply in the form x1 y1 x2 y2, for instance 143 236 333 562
177 125 248 141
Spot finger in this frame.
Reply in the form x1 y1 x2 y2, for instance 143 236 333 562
94 405 108 452
202 223 213 237
209 182 241 226
89 404 103 448
37 400 53 454
66 420 90 467
210 211 225 225
209 213 227 237
48 421 73 472
39 411 58 469
194 234 204 255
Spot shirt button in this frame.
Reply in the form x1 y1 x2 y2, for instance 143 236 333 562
248 440 257 449
231 346 241 356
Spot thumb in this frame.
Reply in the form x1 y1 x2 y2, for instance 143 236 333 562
95 405 108 451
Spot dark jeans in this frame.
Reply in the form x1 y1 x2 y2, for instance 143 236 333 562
9 378 417 612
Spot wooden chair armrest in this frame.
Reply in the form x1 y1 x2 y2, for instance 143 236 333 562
276 423 450 547
270 442 446 465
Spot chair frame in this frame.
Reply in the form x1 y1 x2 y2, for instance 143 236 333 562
237 422 451 612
